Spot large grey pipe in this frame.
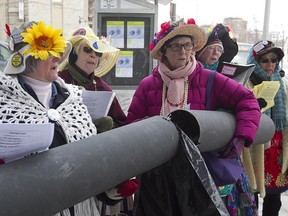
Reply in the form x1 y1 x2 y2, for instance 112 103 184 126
0 111 274 215
0 116 179 216
169 110 275 152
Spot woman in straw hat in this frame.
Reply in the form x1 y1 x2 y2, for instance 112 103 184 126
58 26 126 132
58 26 136 216
126 18 261 215
1 21 138 216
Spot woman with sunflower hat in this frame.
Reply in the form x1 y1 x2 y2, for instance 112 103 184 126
1 21 138 216
58 26 126 132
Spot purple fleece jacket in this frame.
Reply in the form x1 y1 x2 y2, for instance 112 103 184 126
126 61 261 146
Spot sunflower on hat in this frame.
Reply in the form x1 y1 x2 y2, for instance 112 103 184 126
4 21 72 75
21 21 67 60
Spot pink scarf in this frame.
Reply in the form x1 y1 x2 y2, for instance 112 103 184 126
158 55 196 115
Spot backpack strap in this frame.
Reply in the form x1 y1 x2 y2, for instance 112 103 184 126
205 70 216 110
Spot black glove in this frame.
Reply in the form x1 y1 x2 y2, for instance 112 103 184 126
257 98 267 109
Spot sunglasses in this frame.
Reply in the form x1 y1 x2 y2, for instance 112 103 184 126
83 47 102 57
260 58 278 63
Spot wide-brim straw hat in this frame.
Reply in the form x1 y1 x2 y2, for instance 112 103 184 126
150 18 207 60
59 27 120 77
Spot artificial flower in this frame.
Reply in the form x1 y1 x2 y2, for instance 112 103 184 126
21 21 67 60
187 18 196 25
149 42 155 51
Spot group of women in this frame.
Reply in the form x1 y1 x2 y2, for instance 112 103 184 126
1 18 287 216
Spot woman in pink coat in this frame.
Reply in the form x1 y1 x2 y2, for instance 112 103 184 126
126 18 261 216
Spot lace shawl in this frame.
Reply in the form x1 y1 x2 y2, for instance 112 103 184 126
0 73 100 216
0 73 97 143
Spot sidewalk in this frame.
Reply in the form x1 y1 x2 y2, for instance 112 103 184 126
112 87 135 114
259 191 288 215
113 87 288 215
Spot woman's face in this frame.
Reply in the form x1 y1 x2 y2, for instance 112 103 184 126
75 42 101 75
163 37 194 70
24 56 60 82
197 44 224 66
259 52 278 76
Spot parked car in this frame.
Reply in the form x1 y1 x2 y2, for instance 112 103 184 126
0 41 11 72
232 42 253 65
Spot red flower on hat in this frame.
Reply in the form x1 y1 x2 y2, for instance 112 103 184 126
161 21 171 31
159 21 171 35
149 42 155 51
253 50 257 58
226 25 232 32
187 18 196 25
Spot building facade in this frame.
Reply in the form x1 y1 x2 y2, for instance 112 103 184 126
0 0 88 41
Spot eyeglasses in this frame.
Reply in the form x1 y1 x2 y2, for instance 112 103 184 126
83 47 102 57
166 42 194 52
260 58 278 63
207 45 224 54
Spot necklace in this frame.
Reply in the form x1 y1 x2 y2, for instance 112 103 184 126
160 78 189 116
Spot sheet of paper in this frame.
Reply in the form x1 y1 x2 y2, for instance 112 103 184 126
253 81 280 112
82 90 115 121
0 123 54 163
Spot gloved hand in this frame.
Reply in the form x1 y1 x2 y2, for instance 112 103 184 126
93 116 114 133
257 98 267 109
218 136 246 159
105 179 139 200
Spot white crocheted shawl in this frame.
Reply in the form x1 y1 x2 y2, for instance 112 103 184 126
0 72 97 143
0 72 101 215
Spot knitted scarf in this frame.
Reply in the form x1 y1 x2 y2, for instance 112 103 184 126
67 64 96 90
201 61 219 71
158 55 196 114
247 51 288 131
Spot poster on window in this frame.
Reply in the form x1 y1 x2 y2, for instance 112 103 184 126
115 51 133 78
127 21 144 48
107 21 124 48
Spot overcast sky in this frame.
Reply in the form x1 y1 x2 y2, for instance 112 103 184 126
170 0 287 34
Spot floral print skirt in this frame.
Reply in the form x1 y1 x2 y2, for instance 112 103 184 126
223 164 258 215
264 131 288 194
